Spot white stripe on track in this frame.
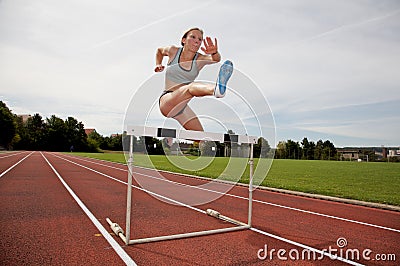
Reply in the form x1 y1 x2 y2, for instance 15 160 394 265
133 170 400 233
52 153 363 265
51 154 206 214
0 151 27 159
41 152 136 266
0 151 34 178
62 153 400 233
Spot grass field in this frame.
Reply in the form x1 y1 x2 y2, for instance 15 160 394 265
71 152 400 206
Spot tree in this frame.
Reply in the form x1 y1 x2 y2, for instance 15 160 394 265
24 113 46 150
275 141 287 159
87 130 103 152
65 117 88 151
322 140 336 160
301 137 315 160
111 135 123 150
314 140 324 160
0 101 17 149
45 115 67 151
286 139 301 159
100 134 123 151
313 139 337 160
0 101 117 152
309 141 316 160
254 137 271 158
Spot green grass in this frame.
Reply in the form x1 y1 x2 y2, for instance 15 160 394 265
264 160 400 206
71 152 400 206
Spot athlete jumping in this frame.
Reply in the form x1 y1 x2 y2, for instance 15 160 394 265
155 27 233 132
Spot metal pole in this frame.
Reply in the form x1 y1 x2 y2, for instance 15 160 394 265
248 143 254 227
125 134 134 245
129 225 249 245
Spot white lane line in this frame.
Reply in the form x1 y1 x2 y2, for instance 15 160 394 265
40 152 136 266
51 153 206 214
0 151 27 159
0 151 34 178
51 153 362 265
61 154 400 233
133 170 400 233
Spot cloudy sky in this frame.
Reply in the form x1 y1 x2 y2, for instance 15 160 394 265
1 0 399 147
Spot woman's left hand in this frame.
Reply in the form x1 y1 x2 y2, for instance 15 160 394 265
201 37 218 55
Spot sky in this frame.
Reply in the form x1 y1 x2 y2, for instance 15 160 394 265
1 0 399 147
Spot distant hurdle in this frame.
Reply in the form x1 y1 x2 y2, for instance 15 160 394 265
107 125 258 245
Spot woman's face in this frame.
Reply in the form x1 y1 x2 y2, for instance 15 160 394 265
182 30 203 52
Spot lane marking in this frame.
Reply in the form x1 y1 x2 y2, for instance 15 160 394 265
52 154 206 214
41 152 136 266
51 153 363 265
0 151 27 159
0 151 34 178
61 153 400 233
134 170 400 233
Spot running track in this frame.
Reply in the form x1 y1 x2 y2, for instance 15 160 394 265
0 151 399 265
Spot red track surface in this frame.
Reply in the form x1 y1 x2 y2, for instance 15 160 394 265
1 151 399 265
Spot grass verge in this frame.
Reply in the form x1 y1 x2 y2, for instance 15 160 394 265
70 152 400 206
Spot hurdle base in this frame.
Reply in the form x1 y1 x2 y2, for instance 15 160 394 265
106 214 250 246
106 217 128 244
129 225 249 245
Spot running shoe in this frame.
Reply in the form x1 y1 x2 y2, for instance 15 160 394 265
214 60 233 98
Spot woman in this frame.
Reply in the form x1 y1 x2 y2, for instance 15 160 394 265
155 27 233 132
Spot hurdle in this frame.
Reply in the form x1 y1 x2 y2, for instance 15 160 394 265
107 126 258 245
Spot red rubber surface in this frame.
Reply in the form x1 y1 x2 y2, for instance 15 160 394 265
1 151 399 265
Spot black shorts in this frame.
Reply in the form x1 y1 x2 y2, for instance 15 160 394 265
159 90 187 118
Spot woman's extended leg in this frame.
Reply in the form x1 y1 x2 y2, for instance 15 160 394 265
159 82 214 118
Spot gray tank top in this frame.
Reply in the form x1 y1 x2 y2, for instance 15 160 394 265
165 47 199 84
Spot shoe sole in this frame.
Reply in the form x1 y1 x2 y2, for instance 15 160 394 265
215 60 233 98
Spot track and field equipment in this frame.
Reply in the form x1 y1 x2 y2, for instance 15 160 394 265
107 125 258 245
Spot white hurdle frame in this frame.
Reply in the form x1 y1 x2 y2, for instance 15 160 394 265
107 126 258 245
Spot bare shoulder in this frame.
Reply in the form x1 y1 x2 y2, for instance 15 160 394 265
157 45 178 56
165 45 179 57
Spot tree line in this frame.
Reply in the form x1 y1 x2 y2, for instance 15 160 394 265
0 101 121 152
1 100 343 160
0 100 333 158
275 138 337 160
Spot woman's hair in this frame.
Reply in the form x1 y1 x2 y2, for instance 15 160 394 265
181 27 203 46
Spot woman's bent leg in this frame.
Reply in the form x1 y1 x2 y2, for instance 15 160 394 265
159 82 214 119
173 105 204 131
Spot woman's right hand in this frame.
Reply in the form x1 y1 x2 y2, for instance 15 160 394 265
154 64 165 72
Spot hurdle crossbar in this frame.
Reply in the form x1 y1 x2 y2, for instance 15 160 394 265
107 126 257 245
126 125 258 144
